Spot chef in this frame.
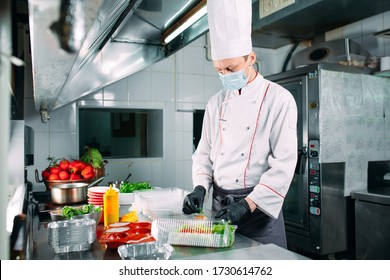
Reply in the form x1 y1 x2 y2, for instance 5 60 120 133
182 0 298 248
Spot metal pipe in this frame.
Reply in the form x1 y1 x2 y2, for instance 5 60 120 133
50 0 87 53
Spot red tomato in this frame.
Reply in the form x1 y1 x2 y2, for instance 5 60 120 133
58 170 70 180
48 173 60 180
69 173 81 180
42 169 50 180
49 166 61 174
59 159 70 171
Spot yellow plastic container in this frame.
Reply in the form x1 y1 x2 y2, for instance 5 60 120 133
103 185 119 227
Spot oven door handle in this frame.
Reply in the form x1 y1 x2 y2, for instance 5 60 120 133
295 146 307 175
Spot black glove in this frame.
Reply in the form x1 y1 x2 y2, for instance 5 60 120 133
214 199 251 224
182 185 206 214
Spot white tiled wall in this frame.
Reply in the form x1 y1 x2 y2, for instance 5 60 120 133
25 11 390 192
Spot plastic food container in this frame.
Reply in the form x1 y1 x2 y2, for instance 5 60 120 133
98 222 155 249
118 192 135 205
117 242 174 260
118 186 161 205
151 218 237 248
132 188 188 218
47 218 96 254
49 206 102 224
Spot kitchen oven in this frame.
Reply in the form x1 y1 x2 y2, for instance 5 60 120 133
267 63 390 257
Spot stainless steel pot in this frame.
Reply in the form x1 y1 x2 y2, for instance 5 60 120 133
51 176 105 204
108 173 132 189
51 182 88 204
108 181 125 189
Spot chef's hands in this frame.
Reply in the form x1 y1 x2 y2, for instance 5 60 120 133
182 185 206 214
215 198 251 224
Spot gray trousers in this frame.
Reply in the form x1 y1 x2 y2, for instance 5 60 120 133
212 184 287 249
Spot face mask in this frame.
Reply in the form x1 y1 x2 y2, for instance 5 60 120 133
218 62 250 90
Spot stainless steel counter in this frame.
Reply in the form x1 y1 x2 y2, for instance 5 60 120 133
175 243 309 260
351 187 390 205
351 187 390 259
27 193 309 260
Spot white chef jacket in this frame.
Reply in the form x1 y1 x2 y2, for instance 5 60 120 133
192 73 298 219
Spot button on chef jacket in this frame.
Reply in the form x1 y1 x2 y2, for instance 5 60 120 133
192 73 298 219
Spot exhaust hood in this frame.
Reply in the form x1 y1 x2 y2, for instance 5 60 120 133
27 0 208 115
27 0 390 116
251 0 390 49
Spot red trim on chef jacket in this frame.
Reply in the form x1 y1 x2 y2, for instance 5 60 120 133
259 183 285 198
243 82 270 188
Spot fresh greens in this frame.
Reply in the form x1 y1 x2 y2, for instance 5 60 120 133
80 147 104 168
176 222 236 235
213 222 237 246
212 223 236 234
62 204 102 219
119 181 152 193
175 221 237 247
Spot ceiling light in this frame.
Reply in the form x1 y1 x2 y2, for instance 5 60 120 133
163 1 207 44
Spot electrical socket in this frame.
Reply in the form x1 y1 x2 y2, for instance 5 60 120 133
259 0 295 19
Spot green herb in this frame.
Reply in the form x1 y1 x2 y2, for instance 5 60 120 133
61 204 102 219
119 181 152 193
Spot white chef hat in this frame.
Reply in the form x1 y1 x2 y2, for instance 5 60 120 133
207 0 252 60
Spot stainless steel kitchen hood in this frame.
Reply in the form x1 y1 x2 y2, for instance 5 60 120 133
27 0 390 116
251 0 390 49
27 0 208 114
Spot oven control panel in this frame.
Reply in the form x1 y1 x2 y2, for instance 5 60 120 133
308 140 320 215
